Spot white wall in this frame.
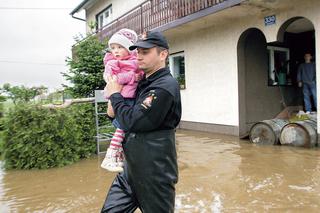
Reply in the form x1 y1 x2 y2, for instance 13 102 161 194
167 0 320 130
85 0 145 32
169 26 239 126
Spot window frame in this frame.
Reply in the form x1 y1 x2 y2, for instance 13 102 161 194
169 51 186 89
96 4 113 31
267 46 291 86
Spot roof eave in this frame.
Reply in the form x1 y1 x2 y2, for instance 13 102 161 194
70 0 92 15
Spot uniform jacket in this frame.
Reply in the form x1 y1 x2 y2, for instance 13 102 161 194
110 67 181 132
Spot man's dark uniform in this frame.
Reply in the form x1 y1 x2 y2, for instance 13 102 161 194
101 33 181 212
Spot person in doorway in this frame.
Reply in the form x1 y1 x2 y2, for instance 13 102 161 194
101 28 144 172
101 31 181 212
297 52 317 113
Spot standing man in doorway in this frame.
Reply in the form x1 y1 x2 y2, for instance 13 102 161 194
297 52 317 113
101 31 181 212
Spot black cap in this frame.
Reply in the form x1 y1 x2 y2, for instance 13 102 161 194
129 31 169 50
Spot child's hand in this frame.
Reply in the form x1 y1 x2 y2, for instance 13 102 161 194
135 73 142 82
104 75 123 97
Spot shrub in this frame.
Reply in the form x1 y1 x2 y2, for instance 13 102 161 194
0 131 3 156
2 103 97 169
0 95 6 131
66 103 97 159
0 117 3 132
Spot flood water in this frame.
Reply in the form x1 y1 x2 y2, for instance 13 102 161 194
0 130 320 212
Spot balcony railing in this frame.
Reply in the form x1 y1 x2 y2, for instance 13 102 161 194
96 0 227 40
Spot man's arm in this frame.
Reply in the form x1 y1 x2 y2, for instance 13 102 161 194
110 89 173 132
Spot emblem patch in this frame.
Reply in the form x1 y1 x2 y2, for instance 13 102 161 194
141 91 157 109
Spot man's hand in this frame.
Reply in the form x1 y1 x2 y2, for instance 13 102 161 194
107 101 115 118
104 75 123 97
298 82 303 87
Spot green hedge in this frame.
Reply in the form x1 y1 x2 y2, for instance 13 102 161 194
0 99 5 131
1 103 97 169
0 131 3 157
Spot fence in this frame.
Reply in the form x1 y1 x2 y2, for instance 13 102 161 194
96 0 226 40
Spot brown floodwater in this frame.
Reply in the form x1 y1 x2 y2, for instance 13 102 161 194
1 130 320 212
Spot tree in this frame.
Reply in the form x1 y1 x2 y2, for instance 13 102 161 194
0 83 47 104
0 95 6 118
63 35 107 98
0 95 6 103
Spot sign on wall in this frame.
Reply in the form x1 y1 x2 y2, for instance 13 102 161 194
264 15 276 26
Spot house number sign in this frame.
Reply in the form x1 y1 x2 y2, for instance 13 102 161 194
264 15 276 26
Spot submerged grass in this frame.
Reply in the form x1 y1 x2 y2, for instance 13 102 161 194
289 114 310 122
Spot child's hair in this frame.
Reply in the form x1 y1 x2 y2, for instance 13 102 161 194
108 29 138 52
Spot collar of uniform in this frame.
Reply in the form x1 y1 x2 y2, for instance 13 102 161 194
145 67 170 83
138 68 170 91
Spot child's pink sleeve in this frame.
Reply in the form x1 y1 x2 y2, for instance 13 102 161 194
103 52 113 65
117 71 136 85
138 70 144 78
103 53 114 82
103 67 111 82
104 60 121 81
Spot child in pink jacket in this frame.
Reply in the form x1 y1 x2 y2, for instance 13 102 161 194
101 28 144 172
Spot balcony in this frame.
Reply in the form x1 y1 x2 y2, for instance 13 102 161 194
95 0 241 40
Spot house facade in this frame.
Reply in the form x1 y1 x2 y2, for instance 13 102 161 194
71 0 320 137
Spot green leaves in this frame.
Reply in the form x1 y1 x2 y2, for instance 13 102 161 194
1 103 97 169
63 35 107 98
0 95 6 130
0 83 47 104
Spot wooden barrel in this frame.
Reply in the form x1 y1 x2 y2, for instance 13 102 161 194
249 119 289 145
280 119 317 147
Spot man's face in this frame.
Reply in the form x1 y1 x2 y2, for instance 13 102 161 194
304 53 312 62
137 47 166 74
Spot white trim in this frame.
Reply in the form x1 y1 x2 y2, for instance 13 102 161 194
267 46 290 85
169 51 185 77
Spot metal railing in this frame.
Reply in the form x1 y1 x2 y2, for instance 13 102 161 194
96 0 227 40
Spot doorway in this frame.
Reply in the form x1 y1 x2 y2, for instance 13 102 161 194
276 17 316 109
238 28 283 136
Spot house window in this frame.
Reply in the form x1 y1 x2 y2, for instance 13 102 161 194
267 46 291 86
96 5 113 30
169 52 185 89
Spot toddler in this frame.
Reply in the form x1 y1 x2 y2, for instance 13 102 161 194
101 28 143 172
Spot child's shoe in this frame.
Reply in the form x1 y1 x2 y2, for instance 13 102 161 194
115 147 125 167
101 148 123 173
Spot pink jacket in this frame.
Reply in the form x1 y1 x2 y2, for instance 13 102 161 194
103 52 144 99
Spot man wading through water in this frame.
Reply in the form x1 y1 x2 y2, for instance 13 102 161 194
101 31 182 212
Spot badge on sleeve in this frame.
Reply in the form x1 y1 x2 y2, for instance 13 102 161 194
141 90 157 109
